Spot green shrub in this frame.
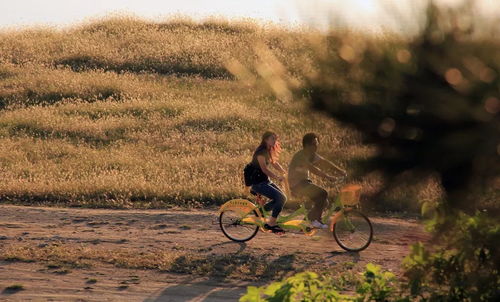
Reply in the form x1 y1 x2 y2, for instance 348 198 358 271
403 212 500 301
240 264 405 302
240 271 349 302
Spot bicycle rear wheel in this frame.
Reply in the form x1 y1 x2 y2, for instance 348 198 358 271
333 209 373 252
219 209 259 242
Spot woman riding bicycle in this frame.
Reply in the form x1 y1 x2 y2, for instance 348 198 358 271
250 131 287 234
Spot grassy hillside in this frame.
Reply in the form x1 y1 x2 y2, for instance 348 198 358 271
0 17 314 80
0 18 439 210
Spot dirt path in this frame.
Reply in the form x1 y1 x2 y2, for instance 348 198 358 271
0 204 429 301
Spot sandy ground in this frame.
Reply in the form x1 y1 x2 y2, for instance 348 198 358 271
0 204 429 301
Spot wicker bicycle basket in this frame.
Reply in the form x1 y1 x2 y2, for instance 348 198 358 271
339 184 362 206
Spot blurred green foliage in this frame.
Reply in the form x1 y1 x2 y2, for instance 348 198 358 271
238 1 499 301
240 264 404 302
303 2 499 214
403 212 499 301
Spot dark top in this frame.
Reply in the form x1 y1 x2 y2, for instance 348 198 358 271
251 145 270 182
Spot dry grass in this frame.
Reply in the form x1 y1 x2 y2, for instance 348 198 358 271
0 16 312 79
0 242 304 281
0 74 348 207
0 17 440 210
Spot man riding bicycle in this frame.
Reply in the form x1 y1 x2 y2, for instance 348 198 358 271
288 133 347 229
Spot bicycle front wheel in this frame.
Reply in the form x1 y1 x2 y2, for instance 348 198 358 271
219 209 259 242
333 209 373 252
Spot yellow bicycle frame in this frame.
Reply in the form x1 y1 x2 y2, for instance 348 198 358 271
219 198 317 235
219 178 362 235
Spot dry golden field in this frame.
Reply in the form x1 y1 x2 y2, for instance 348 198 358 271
0 17 440 210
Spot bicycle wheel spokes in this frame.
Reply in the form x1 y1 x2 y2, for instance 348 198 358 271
219 209 259 242
333 210 373 252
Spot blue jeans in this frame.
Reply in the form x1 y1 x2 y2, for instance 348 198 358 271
251 180 287 218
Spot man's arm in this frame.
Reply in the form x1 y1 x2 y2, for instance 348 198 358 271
308 163 332 179
314 154 347 174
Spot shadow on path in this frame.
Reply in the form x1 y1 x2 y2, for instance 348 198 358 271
145 278 248 302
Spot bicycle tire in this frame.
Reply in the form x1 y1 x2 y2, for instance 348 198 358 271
333 209 373 252
219 209 259 242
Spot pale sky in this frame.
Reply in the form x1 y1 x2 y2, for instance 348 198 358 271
0 0 498 34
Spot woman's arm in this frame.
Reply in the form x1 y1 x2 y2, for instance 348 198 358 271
257 155 283 181
272 162 287 175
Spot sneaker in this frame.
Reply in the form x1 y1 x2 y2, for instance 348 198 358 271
311 220 328 229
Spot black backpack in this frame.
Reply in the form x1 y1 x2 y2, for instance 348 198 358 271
243 163 267 186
